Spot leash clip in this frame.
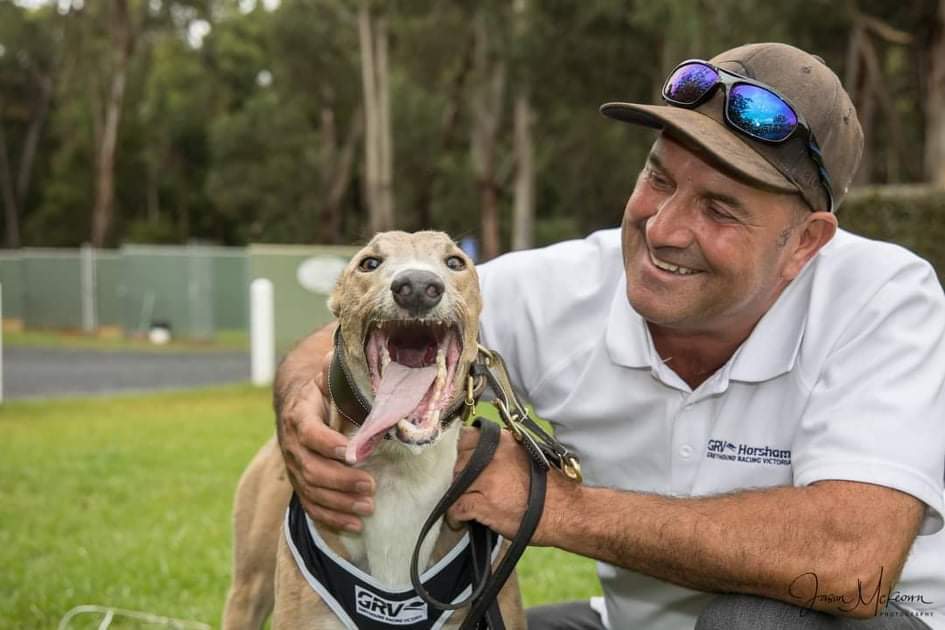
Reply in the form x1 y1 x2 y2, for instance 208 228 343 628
463 373 484 422
561 454 582 482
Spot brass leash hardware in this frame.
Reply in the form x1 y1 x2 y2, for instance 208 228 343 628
561 455 582 481
473 342 584 484
476 343 495 367
463 374 478 422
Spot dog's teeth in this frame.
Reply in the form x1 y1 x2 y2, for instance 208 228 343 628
430 345 447 407
381 344 391 374
429 408 441 427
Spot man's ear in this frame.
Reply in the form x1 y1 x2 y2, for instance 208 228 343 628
783 211 837 281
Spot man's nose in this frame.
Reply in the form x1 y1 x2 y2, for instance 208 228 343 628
391 270 445 312
643 194 693 249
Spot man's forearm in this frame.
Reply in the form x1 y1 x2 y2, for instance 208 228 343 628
547 480 921 618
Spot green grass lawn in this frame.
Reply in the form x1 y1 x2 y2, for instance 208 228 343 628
0 386 599 629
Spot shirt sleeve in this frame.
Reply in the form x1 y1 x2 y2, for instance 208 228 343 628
792 259 945 535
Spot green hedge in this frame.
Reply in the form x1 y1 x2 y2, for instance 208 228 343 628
838 185 945 286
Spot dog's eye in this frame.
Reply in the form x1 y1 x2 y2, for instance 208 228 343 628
358 256 382 272
445 255 466 271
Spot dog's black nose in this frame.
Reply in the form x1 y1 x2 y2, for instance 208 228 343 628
391 270 444 312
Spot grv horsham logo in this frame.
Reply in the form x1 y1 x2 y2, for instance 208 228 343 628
706 439 791 466
355 586 428 625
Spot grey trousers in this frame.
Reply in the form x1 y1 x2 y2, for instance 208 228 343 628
526 596 933 629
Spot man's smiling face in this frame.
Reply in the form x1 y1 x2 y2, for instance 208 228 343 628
622 134 810 337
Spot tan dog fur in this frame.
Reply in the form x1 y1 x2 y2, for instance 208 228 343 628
222 232 524 630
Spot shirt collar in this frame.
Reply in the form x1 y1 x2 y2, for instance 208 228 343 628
604 266 811 383
605 275 656 369
727 266 811 383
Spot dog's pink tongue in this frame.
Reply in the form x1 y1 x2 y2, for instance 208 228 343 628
345 362 437 465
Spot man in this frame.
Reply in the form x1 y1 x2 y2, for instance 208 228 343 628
275 43 945 629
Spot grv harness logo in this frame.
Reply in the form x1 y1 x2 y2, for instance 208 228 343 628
355 585 428 625
706 439 791 466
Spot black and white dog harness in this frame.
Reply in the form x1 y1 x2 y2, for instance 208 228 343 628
284 494 501 629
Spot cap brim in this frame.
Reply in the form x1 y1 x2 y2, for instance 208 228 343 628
600 102 798 194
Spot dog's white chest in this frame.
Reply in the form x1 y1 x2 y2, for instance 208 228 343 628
341 423 460 587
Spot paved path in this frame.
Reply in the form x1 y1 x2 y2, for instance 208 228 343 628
3 346 251 400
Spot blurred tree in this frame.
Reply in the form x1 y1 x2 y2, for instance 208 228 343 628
470 4 507 261
2 0 942 251
926 0 945 185
0 1 59 248
268 0 364 243
135 1 217 242
511 0 535 251
89 0 139 247
360 0 394 234
138 36 210 241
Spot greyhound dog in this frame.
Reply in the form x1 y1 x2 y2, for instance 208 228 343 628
222 231 525 629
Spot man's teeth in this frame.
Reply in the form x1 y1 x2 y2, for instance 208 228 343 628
650 252 699 275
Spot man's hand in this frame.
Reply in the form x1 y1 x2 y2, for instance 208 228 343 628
448 425 580 546
275 326 375 532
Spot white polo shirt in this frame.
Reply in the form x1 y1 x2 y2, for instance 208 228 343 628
478 228 945 630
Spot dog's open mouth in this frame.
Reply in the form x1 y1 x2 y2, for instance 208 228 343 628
345 320 463 464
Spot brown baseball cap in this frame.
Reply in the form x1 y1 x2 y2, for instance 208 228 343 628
600 42 864 212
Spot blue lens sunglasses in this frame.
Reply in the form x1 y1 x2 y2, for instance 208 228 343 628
662 60 836 213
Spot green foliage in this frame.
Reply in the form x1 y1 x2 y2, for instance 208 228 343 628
1 1 943 252
0 385 598 628
206 91 322 242
841 186 945 286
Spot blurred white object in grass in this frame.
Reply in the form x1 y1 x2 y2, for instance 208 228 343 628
58 604 211 630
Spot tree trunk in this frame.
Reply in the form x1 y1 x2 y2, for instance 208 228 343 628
470 10 506 261
320 104 363 244
926 0 945 186
376 15 393 231
146 156 161 225
479 180 499 260
0 118 20 248
414 28 475 230
359 3 394 234
16 73 53 212
512 91 534 250
845 14 872 185
511 0 534 251
91 0 133 247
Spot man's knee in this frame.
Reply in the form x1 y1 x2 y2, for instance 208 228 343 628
526 600 605 630
695 593 829 630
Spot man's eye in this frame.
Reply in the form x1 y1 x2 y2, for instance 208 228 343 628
648 170 672 190
358 256 382 272
707 206 736 222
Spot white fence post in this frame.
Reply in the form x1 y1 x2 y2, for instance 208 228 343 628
250 278 275 386
80 243 97 333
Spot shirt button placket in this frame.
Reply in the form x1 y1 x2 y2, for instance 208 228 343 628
672 399 700 495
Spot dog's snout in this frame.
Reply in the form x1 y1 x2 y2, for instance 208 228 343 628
391 270 445 312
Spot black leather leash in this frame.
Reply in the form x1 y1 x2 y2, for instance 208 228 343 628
409 420 547 629
327 332 582 629
408 346 582 630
